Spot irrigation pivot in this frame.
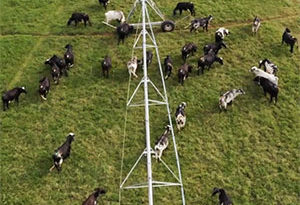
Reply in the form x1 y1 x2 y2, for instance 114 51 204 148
119 0 185 204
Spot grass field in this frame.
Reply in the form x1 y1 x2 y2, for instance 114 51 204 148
1 0 300 204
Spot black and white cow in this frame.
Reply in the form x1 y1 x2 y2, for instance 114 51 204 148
102 55 112 78
258 59 278 75
116 23 134 45
178 63 193 85
182 43 197 62
39 77 50 101
253 77 278 104
189 15 213 32
173 2 195 16
252 16 261 34
281 28 298 53
67 13 92 27
154 125 171 161
64 44 74 68
219 89 245 111
212 187 233 205
164 55 174 80
127 56 138 78
197 50 223 74
2 87 27 111
82 188 106 205
175 102 186 130
99 0 110 10
45 55 68 77
50 133 75 172
215 27 230 43
203 41 227 55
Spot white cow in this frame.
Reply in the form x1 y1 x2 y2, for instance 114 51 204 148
127 56 138 78
105 10 125 24
219 89 245 111
154 125 171 161
250 66 278 85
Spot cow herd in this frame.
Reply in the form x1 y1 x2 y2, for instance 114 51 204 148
2 1 298 204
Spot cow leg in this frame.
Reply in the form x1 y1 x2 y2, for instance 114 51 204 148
179 9 182 15
15 97 19 105
290 44 294 53
84 20 87 27
75 20 78 26
3 101 6 111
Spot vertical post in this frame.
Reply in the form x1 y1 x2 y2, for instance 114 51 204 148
142 0 154 204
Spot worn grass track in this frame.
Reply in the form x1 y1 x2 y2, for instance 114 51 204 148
1 0 300 205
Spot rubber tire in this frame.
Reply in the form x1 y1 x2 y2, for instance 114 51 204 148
161 20 175 32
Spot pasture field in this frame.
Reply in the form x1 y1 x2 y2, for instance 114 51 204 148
1 0 300 204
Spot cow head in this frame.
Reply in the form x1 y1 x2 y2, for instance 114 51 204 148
65 44 72 50
216 57 224 65
208 15 213 22
250 66 258 72
67 132 75 142
94 188 106 198
237 89 245 95
285 28 291 33
20 86 27 94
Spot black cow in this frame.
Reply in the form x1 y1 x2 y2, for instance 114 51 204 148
178 63 193 85
39 77 50 100
164 55 173 80
2 87 27 111
253 76 278 104
67 13 92 27
197 50 223 74
281 28 298 53
173 2 195 16
45 55 68 77
203 41 227 55
82 188 106 205
182 43 197 62
102 55 112 78
212 187 233 205
190 15 213 32
50 133 75 172
98 0 109 10
116 23 134 45
146 51 153 66
64 44 74 68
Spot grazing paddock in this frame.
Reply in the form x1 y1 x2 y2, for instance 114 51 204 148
0 0 300 204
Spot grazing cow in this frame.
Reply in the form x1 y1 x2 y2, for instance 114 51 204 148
175 102 186 130
212 187 233 205
116 23 134 44
146 51 153 67
45 55 68 77
252 16 261 34
105 10 125 24
219 89 245 111
173 2 195 16
253 77 278 103
258 59 278 75
127 56 138 78
189 15 213 32
164 55 174 80
178 63 193 85
39 77 50 101
281 28 298 53
50 133 75 172
2 87 27 111
154 125 171 161
250 66 278 86
203 41 227 55
67 13 92 27
99 0 110 10
64 44 74 68
197 50 223 74
102 55 112 78
215 27 230 42
182 43 197 62
82 188 106 205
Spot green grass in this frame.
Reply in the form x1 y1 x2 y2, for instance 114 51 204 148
1 0 300 204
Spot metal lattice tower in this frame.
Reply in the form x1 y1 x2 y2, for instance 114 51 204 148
119 1 185 204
